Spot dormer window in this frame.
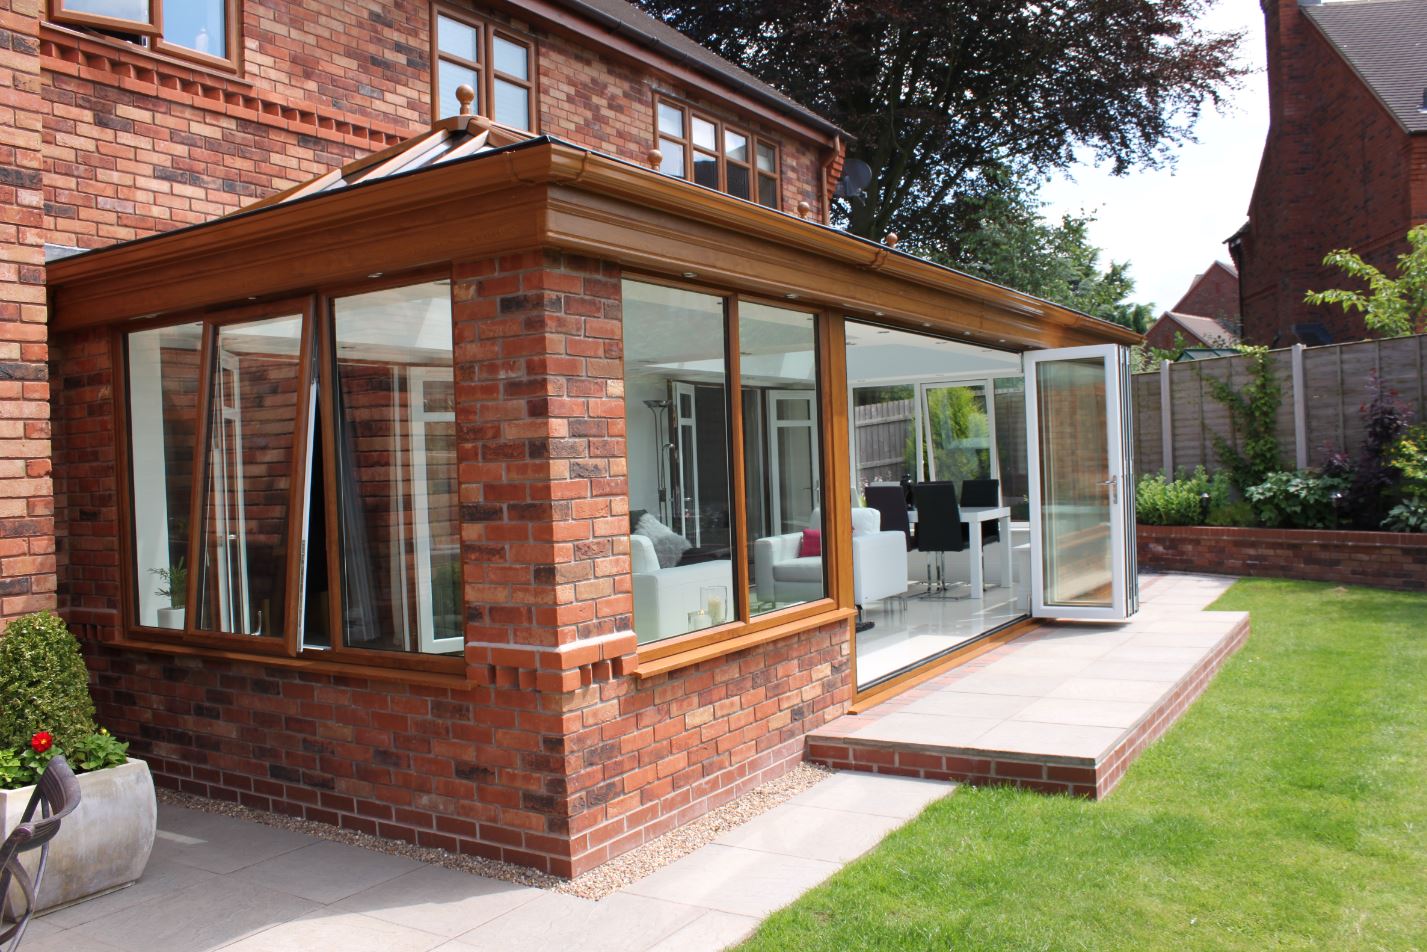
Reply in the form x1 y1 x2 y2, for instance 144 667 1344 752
49 0 237 69
656 97 781 209
432 5 536 131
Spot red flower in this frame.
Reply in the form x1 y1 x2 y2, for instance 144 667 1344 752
30 731 53 754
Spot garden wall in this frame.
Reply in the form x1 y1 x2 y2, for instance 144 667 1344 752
1138 525 1427 591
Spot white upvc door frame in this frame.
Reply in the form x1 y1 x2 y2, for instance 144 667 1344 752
212 349 254 635
766 388 820 533
1023 343 1137 621
671 381 702 546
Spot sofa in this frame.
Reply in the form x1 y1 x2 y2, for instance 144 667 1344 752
753 507 909 608
630 532 734 644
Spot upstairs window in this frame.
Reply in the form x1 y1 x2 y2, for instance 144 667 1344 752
432 5 536 130
655 98 780 209
50 0 237 69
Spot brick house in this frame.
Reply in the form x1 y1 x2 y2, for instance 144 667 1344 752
6 0 1140 877
1231 0 1427 346
1143 261 1241 352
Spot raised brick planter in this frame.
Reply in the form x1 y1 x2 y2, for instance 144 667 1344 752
1138 525 1427 591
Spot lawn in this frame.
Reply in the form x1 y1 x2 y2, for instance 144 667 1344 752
738 579 1427 951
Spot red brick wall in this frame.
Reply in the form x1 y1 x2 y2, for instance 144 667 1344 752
0 0 58 624
1170 263 1239 330
1138 524 1427 591
1239 0 1427 346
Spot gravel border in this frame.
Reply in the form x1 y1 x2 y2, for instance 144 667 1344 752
155 762 833 900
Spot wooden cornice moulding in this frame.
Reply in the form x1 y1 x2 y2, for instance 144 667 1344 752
39 24 412 151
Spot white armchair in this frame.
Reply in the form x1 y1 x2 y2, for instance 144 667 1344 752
630 534 734 644
753 508 909 608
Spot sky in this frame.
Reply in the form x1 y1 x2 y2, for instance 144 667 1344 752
1037 1 1270 314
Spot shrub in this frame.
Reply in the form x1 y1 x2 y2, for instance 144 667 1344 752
1389 425 1427 500
1382 500 1427 533
1136 467 1230 526
1346 374 1413 529
1206 501 1257 528
0 611 97 752
1246 470 1350 530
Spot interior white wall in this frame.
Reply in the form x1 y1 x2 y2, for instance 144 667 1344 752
128 332 173 627
625 374 668 524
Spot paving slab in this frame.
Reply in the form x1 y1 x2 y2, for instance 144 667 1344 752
331 863 543 937
446 892 702 952
642 910 762 952
621 843 840 918
787 771 955 818
151 804 314 874
225 838 424 903
39 850 220 929
219 909 447 952
713 802 904 863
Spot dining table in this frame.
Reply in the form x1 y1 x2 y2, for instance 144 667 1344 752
907 504 1013 600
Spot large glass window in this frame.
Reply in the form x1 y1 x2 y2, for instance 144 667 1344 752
623 281 736 645
50 0 236 68
433 7 535 128
127 322 203 630
622 281 827 647
123 279 462 664
655 99 781 209
331 283 459 655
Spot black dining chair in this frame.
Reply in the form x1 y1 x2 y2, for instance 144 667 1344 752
864 484 914 552
1 756 82 952
960 478 1001 546
912 481 971 597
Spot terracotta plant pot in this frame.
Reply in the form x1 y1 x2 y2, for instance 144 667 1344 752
1 758 156 919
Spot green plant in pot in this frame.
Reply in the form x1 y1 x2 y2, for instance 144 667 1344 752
0 611 156 916
150 556 186 629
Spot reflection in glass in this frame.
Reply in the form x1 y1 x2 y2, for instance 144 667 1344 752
726 164 750 199
657 103 683 136
438 15 480 61
332 281 460 654
163 0 225 56
622 280 735 645
59 0 151 23
923 382 991 493
994 377 1029 520
1036 358 1113 607
128 323 203 629
692 117 717 151
659 139 685 178
693 151 719 189
196 315 305 638
743 303 824 616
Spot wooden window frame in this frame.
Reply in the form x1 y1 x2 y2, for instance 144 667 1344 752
48 0 241 72
113 269 465 679
624 274 852 672
431 3 538 132
653 97 781 210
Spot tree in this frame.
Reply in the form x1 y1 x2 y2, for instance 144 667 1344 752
944 186 1153 330
1304 224 1427 338
635 0 1244 248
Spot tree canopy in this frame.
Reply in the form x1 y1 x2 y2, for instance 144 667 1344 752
637 0 1245 249
1305 224 1427 338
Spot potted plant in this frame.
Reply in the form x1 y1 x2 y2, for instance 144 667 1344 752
0 611 155 919
150 557 186 629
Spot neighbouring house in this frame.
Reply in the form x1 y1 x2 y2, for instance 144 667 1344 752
1230 0 1427 347
9 0 1141 877
1143 261 1242 353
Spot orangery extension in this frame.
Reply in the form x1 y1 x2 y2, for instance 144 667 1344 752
34 1 1139 878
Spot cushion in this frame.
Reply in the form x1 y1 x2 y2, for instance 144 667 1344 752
628 509 648 534
798 529 822 557
850 507 881 535
633 513 691 570
771 556 823 583
629 533 660 575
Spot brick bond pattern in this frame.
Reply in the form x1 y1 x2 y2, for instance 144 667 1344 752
1139 525 1427 592
1238 0 1427 346
808 615 1250 798
56 250 853 876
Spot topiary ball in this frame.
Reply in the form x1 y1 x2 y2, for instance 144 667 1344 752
0 611 97 751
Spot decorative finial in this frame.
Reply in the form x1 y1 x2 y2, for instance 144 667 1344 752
884 232 899 248
455 84 475 116
796 200 811 220
646 147 663 170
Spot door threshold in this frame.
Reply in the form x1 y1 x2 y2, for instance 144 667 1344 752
850 615 1035 713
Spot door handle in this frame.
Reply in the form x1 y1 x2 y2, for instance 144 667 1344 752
1098 476 1118 505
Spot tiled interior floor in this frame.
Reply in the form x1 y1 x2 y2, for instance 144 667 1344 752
855 585 1025 688
20 773 954 952
813 573 1249 786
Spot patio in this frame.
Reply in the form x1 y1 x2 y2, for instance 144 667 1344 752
18 772 952 952
809 573 1249 796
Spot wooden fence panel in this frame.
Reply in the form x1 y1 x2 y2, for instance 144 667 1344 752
1133 333 1427 478
853 399 915 486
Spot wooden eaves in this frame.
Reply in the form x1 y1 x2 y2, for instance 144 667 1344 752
47 133 1142 351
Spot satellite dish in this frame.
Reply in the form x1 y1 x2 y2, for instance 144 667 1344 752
833 159 872 199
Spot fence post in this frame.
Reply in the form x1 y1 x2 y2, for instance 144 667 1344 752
1291 343 1308 469
1159 358 1173 475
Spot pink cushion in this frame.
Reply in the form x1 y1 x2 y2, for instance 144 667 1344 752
798 529 822 558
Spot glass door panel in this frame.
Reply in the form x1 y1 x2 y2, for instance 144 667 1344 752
921 381 991 491
767 390 819 534
1024 344 1137 620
